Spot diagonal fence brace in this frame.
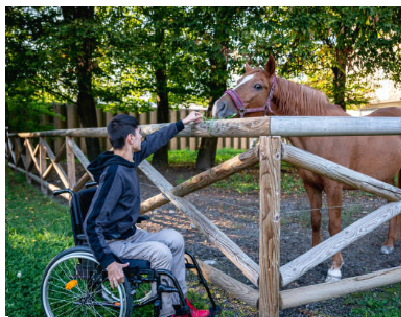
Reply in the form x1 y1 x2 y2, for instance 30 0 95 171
138 160 260 287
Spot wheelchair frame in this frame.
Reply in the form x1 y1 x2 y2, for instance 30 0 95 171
40 183 220 317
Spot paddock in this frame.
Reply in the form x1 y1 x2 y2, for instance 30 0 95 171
6 116 401 316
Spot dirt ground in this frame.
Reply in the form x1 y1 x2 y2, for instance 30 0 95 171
135 166 400 317
45 163 400 316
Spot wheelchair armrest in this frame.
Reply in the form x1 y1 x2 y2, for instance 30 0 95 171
85 181 98 188
53 189 74 197
137 216 149 223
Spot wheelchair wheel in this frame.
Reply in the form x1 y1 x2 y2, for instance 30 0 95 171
41 246 133 317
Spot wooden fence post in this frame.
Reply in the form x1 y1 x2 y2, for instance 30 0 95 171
39 137 47 194
66 137 76 189
259 136 281 317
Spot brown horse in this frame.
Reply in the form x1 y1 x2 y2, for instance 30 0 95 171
212 55 401 282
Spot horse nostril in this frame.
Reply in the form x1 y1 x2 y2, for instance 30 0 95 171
218 101 227 113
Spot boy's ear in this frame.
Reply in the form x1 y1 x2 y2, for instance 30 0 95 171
126 134 132 145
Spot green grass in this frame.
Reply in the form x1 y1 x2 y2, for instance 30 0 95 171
4 165 226 316
345 284 401 317
6 167 73 316
146 147 246 167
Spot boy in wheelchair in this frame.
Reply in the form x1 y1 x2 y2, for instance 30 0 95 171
85 112 211 317
41 112 220 317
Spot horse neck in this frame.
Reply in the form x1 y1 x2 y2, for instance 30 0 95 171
273 77 346 117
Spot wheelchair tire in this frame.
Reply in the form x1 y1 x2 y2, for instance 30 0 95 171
41 245 133 317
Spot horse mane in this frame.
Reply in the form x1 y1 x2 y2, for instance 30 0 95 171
276 77 343 115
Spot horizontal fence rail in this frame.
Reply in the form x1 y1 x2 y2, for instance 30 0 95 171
9 116 401 138
270 116 401 136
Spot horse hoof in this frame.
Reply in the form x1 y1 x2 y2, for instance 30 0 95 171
325 268 342 283
381 245 394 255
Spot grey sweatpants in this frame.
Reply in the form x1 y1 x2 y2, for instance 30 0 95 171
107 228 187 317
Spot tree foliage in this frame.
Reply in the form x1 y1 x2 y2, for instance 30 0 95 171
255 6 401 109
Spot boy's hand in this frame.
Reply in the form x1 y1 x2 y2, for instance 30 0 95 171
182 111 203 125
107 261 130 289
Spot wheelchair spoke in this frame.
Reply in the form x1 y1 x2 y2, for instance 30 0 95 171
51 264 81 296
60 259 85 294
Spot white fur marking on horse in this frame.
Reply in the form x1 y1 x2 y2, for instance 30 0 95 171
326 268 342 283
381 245 394 255
233 74 255 90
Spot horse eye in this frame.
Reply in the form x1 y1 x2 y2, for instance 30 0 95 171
254 84 262 90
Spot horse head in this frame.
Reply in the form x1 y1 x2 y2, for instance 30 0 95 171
212 55 277 119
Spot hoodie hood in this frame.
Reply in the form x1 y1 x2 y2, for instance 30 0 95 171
88 151 135 182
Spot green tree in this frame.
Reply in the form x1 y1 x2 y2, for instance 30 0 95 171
259 6 401 110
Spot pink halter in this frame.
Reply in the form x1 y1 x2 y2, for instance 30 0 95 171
225 76 277 118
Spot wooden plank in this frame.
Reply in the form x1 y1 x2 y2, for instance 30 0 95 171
271 116 401 136
179 109 187 150
22 138 32 183
53 103 66 153
140 146 259 214
7 137 16 164
185 255 259 308
259 137 281 317
169 110 178 150
66 137 91 169
66 137 76 189
41 138 69 188
14 137 26 168
39 138 47 194
73 172 93 192
280 202 401 286
280 266 401 309
138 160 260 287
25 139 41 172
8 162 70 200
43 142 66 178
281 143 401 202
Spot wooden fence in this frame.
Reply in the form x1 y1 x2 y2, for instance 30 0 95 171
6 116 401 317
36 104 254 153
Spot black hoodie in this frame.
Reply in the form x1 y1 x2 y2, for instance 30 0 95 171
84 121 184 268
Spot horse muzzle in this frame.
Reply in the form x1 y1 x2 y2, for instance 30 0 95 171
213 98 237 119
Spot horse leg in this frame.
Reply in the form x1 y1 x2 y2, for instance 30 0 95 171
382 217 397 254
382 170 401 255
304 183 323 247
326 184 344 282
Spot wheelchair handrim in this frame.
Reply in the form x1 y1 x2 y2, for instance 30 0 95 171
42 252 127 317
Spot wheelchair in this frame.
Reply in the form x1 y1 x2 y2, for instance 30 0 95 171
40 182 220 317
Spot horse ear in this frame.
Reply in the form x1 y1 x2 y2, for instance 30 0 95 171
245 62 253 73
264 55 276 75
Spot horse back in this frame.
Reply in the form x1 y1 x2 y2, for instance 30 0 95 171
366 107 401 117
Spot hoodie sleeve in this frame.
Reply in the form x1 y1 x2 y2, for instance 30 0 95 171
134 121 184 166
84 165 122 269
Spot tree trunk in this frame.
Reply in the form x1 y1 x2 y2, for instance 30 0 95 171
62 6 100 161
332 49 348 111
152 67 169 168
196 102 219 170
152 13 169 168
196 60 228 170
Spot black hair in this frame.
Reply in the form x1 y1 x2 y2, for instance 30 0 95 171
107 114 139 150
